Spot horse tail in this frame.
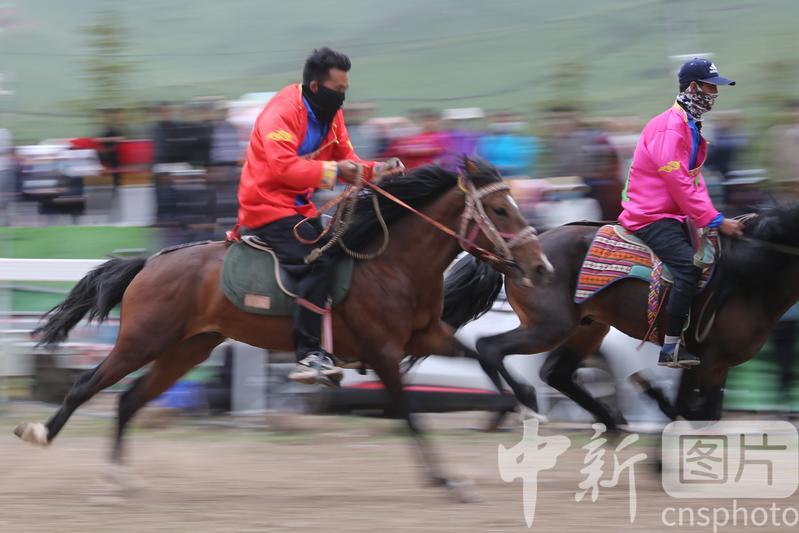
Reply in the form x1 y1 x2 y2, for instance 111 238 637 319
442 254 504 329
33 257 147 347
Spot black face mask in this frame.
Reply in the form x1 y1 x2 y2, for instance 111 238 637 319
302 83 345 124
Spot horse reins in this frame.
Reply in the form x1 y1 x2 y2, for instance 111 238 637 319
692 212 799 345
737 235 799 256
298 164 537 266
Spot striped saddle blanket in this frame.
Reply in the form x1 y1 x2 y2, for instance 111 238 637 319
574 224 715 343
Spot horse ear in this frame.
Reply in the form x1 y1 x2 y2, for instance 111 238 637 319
463 155 479 176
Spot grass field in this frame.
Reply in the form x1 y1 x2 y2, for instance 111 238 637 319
0 225 156 312
3 0 798 141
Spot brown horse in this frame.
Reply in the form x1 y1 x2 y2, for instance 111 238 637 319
443 205 799 427
14 161 551 498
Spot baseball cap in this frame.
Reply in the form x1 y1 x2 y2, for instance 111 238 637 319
679 58 736 86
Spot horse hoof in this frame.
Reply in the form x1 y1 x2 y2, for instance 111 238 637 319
515 385 540 413
432 476 480 503
446 479 480 504
14 422 49 446
104 464 146 494
519 406 549 425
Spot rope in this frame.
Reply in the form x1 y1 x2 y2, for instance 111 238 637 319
301 164 390 263
337 194 390 260
298 166 538 266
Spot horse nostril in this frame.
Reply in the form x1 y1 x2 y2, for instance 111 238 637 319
536 264 547 277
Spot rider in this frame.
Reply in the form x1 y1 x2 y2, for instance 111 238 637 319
236 47 404 385
619 58 744 368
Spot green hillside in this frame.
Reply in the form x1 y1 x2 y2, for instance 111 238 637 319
1 0 797 141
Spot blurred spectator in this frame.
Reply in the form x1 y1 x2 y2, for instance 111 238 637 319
149 102 181 164
706 110 748 181
209 101 244 168
604 116 641 185
344 102 381 160
769 100 799 189
544 106 586 178
543 107 621 219
186 100 214 167
438 107 485 171
476 110 538 177
383 109 446 170
207 101 244 222
149 103 180 229
96 107 125 188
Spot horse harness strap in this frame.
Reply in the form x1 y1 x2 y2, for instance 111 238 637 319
738 235 799 256
457 179 538 261
363 176 538 265
292 163 537 266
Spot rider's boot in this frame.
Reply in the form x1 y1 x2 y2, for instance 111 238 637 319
658 335 700 369
288 349 344 387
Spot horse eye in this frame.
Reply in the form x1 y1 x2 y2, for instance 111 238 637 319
493 207 508 217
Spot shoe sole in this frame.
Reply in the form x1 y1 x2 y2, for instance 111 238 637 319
657 360 700 369
288 368 344 385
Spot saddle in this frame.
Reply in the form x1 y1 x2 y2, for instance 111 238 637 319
574 224 717 343
220 235 354 316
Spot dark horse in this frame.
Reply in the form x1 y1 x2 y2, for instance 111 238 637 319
443 206 799 427
14 161 552 499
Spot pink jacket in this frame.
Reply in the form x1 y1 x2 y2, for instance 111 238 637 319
619 102 719 231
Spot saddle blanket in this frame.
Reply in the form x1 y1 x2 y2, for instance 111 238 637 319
220 238 354 316
574 224 714 343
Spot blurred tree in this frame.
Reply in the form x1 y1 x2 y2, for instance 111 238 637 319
759 58 799 116
545 60 588 112
81 1 134 110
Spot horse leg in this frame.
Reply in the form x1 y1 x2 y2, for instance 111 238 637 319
406 320 514 431
406 319 506 392
539 322 626 430
475 320 576 414
112 333 225 465
630 372 679 420
369 343 476 503
15 337 167 447
677 366 728 421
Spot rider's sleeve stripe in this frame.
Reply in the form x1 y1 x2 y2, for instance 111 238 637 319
320 161 337 189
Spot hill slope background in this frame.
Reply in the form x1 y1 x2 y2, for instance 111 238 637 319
1 0 797 140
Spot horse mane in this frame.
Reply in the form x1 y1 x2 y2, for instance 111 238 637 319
339 162 503 255
719 202 799 285
741 203 799 246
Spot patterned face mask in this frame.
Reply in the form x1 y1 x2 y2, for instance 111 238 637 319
677 85 718 120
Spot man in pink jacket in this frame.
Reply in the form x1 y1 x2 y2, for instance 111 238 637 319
619 58 744 368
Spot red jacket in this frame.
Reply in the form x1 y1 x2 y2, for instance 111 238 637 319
237 84 377 229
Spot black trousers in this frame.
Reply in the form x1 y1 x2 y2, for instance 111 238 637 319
635 218 701 337
251 215 335 358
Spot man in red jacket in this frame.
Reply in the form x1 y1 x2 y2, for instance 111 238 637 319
237 48 403 386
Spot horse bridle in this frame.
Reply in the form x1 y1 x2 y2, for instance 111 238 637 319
456 177 538 263
363 174 538 266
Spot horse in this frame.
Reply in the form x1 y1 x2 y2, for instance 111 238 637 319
442 205 799 428
13 160 553 500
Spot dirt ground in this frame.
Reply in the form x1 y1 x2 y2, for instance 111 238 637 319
1 399 798 532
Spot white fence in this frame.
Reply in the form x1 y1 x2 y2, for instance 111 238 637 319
0 258 105 282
